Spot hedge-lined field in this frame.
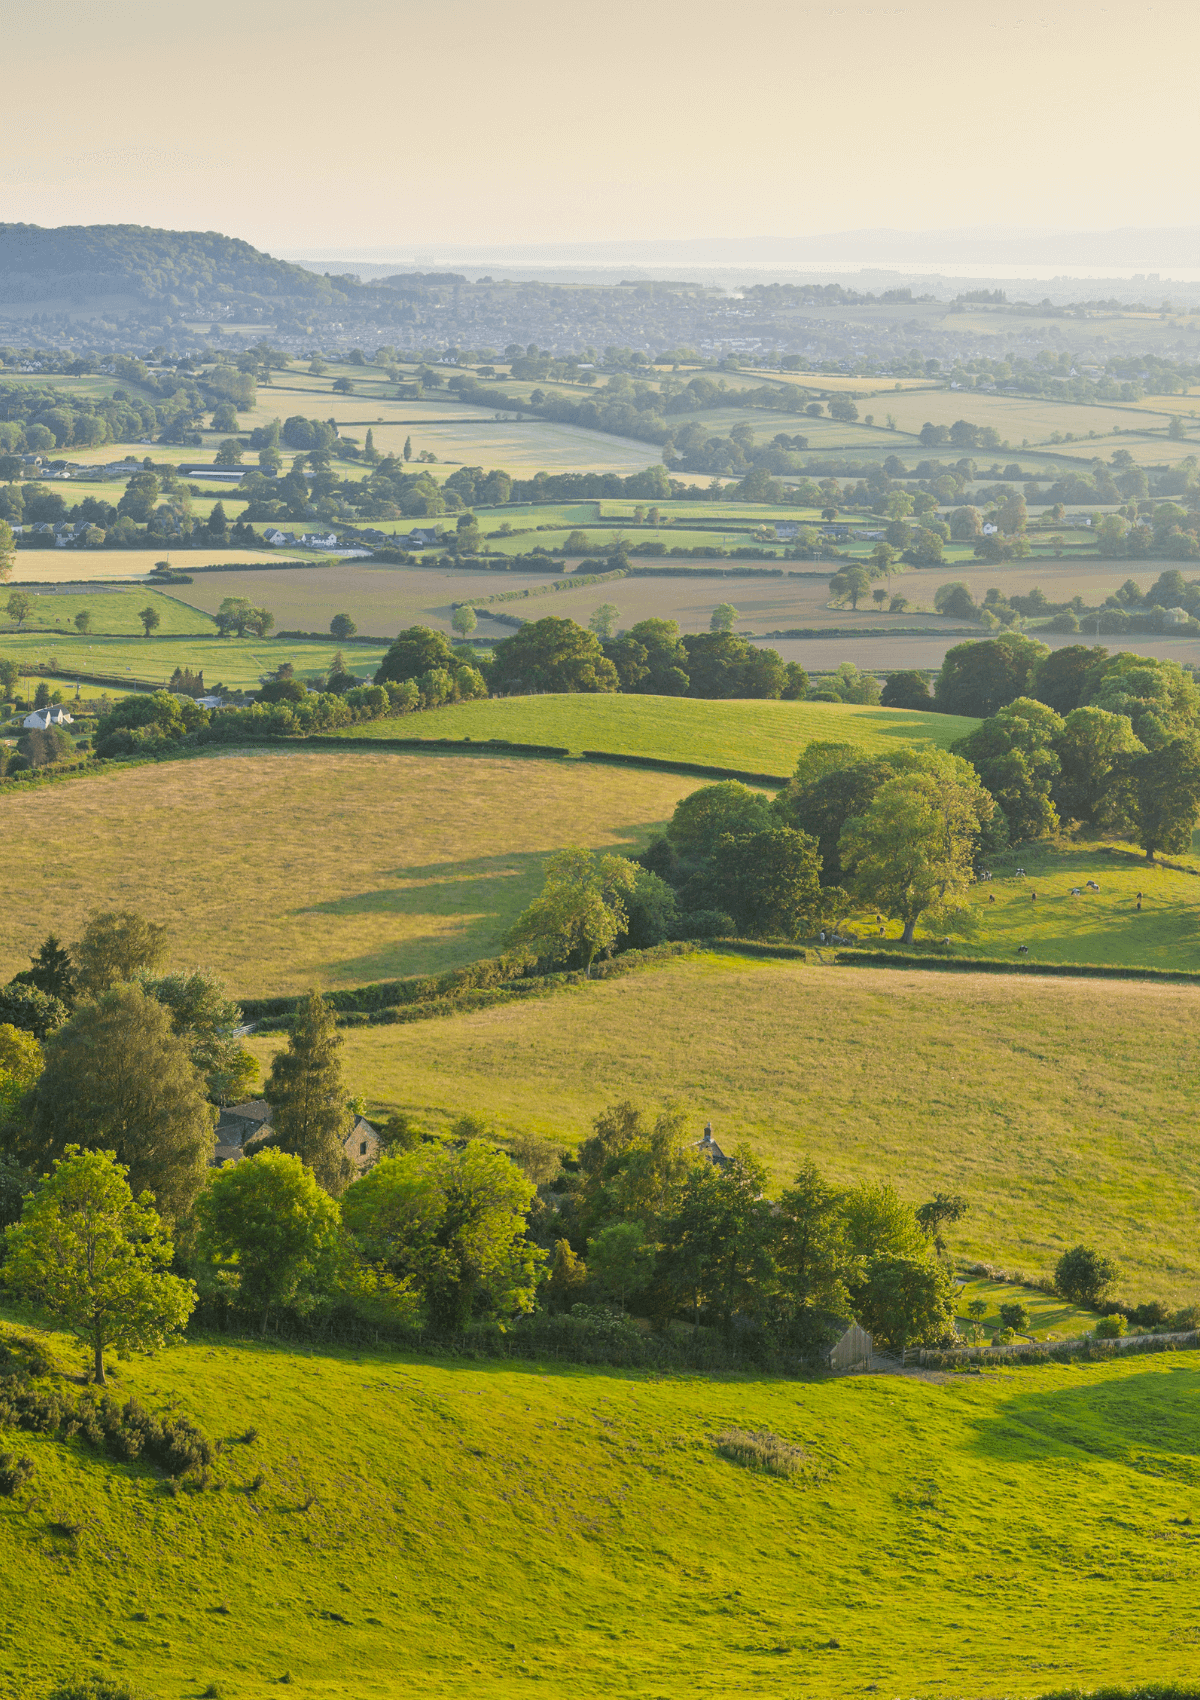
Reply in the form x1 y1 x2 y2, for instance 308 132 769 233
3 1314 1200 1698
321 694 979 772
0 750 694 995
249 952 1200 1303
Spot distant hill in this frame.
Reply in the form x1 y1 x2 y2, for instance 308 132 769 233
0 222 353 314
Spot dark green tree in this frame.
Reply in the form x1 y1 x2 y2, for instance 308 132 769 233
22 984 214 1220
489 616 618 694
679 632 786 699
330 613 357 640
881 670 932 710
934 633 1049 718
953 697 1064 843
1114 738 1200 861
707 827 822 939
1031 645 1108 716
373 625 459 686
659 1150 775 1333
259 992 354 1195
11 934 76 1005
1055 1244 1119 1308
667 781 772 861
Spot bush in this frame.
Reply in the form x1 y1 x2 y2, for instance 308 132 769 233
715 1428 807 1478
1095 1313 1128 1339
46 1682 143 1700
998 1302 1030 1333
0 1451 34 1494
1056 1243 1120 1308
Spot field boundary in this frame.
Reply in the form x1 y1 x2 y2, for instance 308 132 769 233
835 947 1200 987
310 732 791 785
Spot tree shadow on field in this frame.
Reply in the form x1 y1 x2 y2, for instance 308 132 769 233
296 851 547 981
850 709 958 741
970 1366 1200 1483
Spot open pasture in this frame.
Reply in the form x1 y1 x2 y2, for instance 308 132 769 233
322 693 978 769
173 560 575 637
937 839 1200 969
278 953 1200 1303
0 631 393 691
954 1274 1097 1341
0 585 214 636
6 1322 1200 1700
0 750 693 996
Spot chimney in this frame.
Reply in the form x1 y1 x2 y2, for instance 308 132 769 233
702 1121 713 1145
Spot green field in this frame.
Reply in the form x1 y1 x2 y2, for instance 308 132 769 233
254 953 1200 1303
0 750 694 995
1 586 215 637
0 632 393 692
322 694 978 770
4 1315 1200 1699
954 1274 1097 1341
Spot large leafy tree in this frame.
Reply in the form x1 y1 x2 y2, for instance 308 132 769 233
659 1150 776 1333
934 633 1048 718
1087 653 1200 749
576 1099 695 1239
854 1253 958 1362
679 632 786 699
623 618 690 695
259 992 353 1194
953 697 1065 844
342 1143 543 1331
197 1149 346 1333
773 755 896 886
507 846 637 974
1112 737 1200 861
775 1162 853 1321
373 624 459 686
2 1147 195 1385
144 970 258 1105
667 781 772 861
1031 644 1108 716
1053 706 1143 827
71 909 169 999
489 616 618 694
706 826 823 940
23 984 214 1220
840 752 992 944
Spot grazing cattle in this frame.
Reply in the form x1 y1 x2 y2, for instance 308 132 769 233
1070 887 1082 896
1017 944 1029 954
1087 880 1100 891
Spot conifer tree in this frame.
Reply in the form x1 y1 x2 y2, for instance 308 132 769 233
260 993 353 1194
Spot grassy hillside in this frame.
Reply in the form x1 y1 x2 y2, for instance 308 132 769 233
245 954 1200 1302
0 750 695 995
3 1318 1200 1699
322 694 979 773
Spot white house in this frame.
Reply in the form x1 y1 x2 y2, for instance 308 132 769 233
23 706 74 730
196 695 226 709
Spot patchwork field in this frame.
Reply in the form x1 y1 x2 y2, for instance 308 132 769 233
5 1320 1200 1700
257 953 1200 1303
0 750 694 995
322 693 980 768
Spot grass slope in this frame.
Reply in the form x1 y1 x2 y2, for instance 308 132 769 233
323 694 978 772
0 751 694 995
250 954 1200 1302
4 1321 1200 1699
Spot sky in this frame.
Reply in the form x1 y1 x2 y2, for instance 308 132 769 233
5 0 1198 259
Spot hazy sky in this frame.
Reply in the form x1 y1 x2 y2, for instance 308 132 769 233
5 0 1196 254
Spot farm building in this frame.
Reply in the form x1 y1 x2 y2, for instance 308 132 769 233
211 1100 382 1173
22 706 74 730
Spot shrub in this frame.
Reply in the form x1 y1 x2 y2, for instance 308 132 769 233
998 1302 1030 1333
0 1451 34 1494
715 1429 806 1478
1095 1313 1128 1339
46 1681 143 1700
1055 1243 1119 1308
1174 1306 1200 1331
